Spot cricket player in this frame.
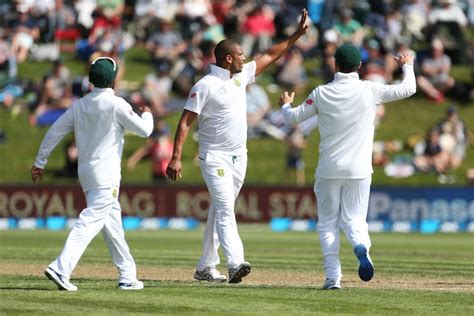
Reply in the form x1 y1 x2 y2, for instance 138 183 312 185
279 44 416 289
31 57 153 291
166 10 309 283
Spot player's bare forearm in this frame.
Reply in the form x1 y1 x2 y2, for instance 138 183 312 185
255 9 308 76
166 110 197 181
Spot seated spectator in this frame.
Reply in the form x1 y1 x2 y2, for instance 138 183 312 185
246 83 285 140
142 60 173 116
437 106 468 171
428 0 468 30
127 119 173 184
413 127 451 178
0 37 23 108
145 19 187 67
171 47 203 98
401 0 430 42
361 39 388 83
8 9 40 63
416 39 454 104
276 48 307 92
30 59 72 125
427 0 468 63
175 0 212 40
133 0 178 42
333 8 365 47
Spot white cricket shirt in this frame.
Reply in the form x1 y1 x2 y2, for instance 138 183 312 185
184 61 256 156
282 64 416 179
34 87 154 191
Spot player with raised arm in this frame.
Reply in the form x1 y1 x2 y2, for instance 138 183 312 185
166 10 309 283
279 44 416 289
31 57 153 291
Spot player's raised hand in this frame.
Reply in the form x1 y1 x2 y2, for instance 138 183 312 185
279 91 295 106
394 52 414 66
296 9 309 36
166 158 182 181
31 165 44 183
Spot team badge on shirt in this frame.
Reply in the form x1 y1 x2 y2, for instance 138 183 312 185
112 187 118 198
305 99 313 105
233 79 241 87
217 169 225 177
190 92 197 98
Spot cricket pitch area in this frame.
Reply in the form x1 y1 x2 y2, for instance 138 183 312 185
1 227 473 315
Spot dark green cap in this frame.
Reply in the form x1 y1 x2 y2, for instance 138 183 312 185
89 57 118 88
335 43 361 70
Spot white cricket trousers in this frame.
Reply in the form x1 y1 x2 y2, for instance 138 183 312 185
48 187 137 283
315 177 372 280
197 151 247 270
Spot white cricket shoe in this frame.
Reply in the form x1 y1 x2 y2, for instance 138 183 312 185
322 278 341 290
44 267 78 291
228 262 251 284
194 267 227 282
118 280 144 290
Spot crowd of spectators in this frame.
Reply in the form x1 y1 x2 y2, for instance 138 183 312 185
0 0 472 184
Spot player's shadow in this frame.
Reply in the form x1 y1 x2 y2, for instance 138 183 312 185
0 286 57 291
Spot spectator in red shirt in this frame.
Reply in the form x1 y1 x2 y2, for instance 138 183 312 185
241 5 275 56
127 119 173 183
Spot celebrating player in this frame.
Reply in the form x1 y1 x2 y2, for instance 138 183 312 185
279 44 416 289
31 57 153 291
166 10 309 283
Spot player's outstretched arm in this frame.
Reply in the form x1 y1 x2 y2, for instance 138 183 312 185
254 9 308 76
166 109 197 181
279 90 318 125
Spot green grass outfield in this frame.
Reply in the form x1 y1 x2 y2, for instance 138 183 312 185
1 227 473 315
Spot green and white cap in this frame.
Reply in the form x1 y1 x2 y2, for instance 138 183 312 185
89 57 118 88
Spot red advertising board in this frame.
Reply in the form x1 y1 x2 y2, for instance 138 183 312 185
0 185 318 222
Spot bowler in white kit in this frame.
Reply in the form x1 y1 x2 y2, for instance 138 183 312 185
31 57 153 291
280 44 416 289
166 11 309 283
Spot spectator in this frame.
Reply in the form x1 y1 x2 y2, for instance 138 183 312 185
8 9 40 63
241 5 276 56
142 60 173 116
133 0 178 41
428 0 468 29
437 106 468 171
285 125 306 187
246 82 285 140
413 126 451 177
175 0 212 40
54 137 78 178
127 119 173 184
276 48 307 92
361 39 388 83
145 19 187 67
0 36 23 108
333 8 365 47
401 0 430 42
416 39 455 104
30 59 72 125
321 29 338 83
427 0 468 63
